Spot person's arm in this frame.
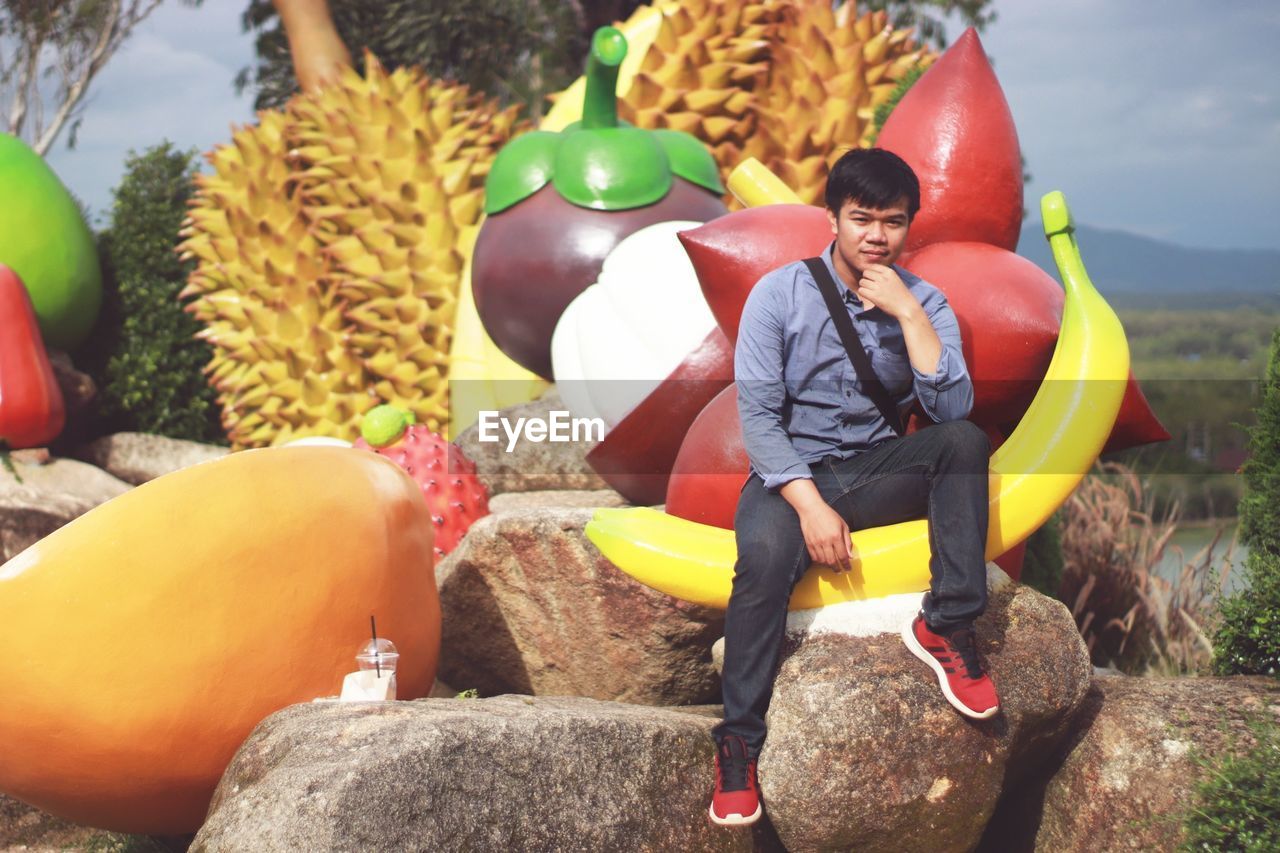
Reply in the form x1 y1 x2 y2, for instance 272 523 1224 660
907 292 973 423
857 266 973 423
734 280 810 491
735 278 852 572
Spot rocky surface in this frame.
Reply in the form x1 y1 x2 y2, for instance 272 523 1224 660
0 793 98 851
73 432 229 486
753 566 1093 852
436 507 723 705
488 488 628 514
0 457 132 561
193 696 783 853
455 391 610 494
980 674 1280 852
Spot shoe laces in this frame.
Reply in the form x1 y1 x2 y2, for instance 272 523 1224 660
717 736 752 792
946 628 984 680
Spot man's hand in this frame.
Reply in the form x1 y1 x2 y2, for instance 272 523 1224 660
779 479 852 572
856 264 921 321
797 503 853 573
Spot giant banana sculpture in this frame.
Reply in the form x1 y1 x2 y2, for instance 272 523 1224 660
584 190 1129 610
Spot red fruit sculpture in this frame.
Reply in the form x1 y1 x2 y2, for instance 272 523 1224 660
354 406 489 563
585 328 734 506
876 28 1023 252
0 263 65 449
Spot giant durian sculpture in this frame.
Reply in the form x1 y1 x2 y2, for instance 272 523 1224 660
616 0 934 205
180 59 523 448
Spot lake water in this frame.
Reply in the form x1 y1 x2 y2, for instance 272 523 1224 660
1155 522 1250 595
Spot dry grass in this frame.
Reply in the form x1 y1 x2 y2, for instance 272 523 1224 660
1059 462 1236 675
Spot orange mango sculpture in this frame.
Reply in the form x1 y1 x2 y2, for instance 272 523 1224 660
0 447 440 833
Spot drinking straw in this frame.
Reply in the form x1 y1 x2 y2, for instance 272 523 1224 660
370 615 381 677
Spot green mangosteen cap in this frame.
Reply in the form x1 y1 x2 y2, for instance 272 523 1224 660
483 26 724 215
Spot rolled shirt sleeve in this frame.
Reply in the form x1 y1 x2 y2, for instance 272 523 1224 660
735 278 812 491
910 293 974 423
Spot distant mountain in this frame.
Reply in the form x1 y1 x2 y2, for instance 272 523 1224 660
1015 222 1280 300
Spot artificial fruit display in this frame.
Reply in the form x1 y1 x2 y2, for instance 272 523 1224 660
471 26 728 380
587 192 1127 608
0 133 102 350
0 447 440 833
354 405 490 564
551 220 720 431
180 58 523 448
0 264 65 449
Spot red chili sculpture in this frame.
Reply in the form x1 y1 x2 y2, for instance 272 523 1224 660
0 263 66 450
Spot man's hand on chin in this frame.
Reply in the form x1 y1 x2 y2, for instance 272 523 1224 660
856 264 920 320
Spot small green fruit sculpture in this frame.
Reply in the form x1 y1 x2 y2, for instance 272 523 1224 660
471 26 729 379
0 134 102 350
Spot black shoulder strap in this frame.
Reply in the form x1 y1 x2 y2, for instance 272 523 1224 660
803 257 904 437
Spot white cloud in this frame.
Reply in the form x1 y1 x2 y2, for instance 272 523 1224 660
975 0 1280 248
42 1 256 227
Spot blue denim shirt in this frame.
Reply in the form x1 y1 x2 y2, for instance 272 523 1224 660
735 244 974 491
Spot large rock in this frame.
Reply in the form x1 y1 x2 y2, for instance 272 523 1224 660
756 567 1092 852
0 794 190 853
73 432 228 486
436 507 723 705
488 488 628 513
0 793 98 851
981 674 1280 852
1 457 132 560
193 696 783 852
455 391 609 494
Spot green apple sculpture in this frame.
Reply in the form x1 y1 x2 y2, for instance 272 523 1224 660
0 133 102 350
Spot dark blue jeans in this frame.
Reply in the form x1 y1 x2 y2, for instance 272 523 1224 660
712 419 991 756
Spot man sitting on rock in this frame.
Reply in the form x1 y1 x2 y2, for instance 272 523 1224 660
709 148 999 827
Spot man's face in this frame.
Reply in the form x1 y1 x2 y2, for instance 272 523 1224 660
826 196 912 277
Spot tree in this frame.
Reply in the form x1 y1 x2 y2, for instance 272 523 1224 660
861 0 997 50
75 142 224 443
236 0 590 117
1212 327 1280 676
236 1 994 115
1 0 203 155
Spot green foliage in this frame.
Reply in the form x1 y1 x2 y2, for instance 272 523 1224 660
1212 551 1280 676
867 64 925 144
1238 327 1280 556
858 0 996 49
1212 326 1280 676
1180 717 1280 852
75 142 224 444
1020 511 1064 598
237 0 591 118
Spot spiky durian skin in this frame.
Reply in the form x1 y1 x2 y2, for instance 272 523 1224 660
617 0 935 207
180 59 523 449
617 0 783 177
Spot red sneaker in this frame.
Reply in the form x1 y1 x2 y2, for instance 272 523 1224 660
902 613 1000 719
708 735 762 826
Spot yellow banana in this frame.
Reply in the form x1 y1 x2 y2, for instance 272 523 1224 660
585 189 1129 609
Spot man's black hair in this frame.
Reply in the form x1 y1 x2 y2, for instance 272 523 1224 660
823 148 921 220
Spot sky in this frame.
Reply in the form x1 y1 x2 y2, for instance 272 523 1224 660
37 0 1280 251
